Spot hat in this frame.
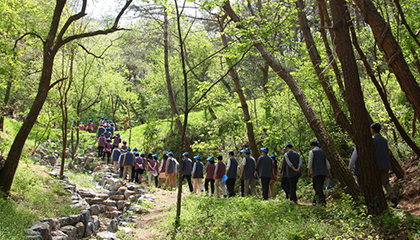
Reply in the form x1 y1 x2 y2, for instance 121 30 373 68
193 155 201 160
183 152 189 156
270 154 276 158
141 152 145 156
101 116 104 119
105 118 107 120
152 154 158 158
107 138 111 140
240 148 250 154
89 119 92 121
106 128 110 130
110 120 113 123
127 148 131 151
207 157 214 161
167 152 173 156
111 123 114 126
122 149 127 152
286 142 293 148
116 133 120 136
71 120 74 122
123 140 127 143
260 147 269 153
80 122 84 124
101 133 104 136
133 147 138 151
135 152 139 156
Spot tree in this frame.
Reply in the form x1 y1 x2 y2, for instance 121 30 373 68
0 0 133 195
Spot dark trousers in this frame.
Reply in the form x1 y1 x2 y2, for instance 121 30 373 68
313 175 326 204
134 169 144 183
204 179 215 194
104 152 111 164
119 167 124 178
98 146 104 158
281 177 290 199
260 177 271 200
182 175 194 192
288 176 299 203
226 178 236 197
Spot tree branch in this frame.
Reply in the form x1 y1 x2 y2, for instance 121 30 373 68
49 77 68 90
188 46 252 111
56 0 88 43
14 32 45 50
77 41 113 59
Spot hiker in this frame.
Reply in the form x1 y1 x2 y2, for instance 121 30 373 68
269 154 279 199
103 138 112 164
204 156 215 196
79 122 84 131
130 148 139 182
240 148 257 196
164 152 176 189
52 121 57 129
174 157 179 188
284 142 302 203
122 148 135 181
100 116 106 125
225 151 238 197
182 152 194 192
348 147 362 192
159 154 168 188
104 128 112 139
255 147 274 200
214 155 227 198
280 148 290 199
111 147 121 173
110 123 115 136
147 153 159 187
134 152 145 184
151 154 160 187
308 141 332 205
118 149 126 178
103 119 109 128
97 133 106 158
86 119 93 133
192 155 204 194
120 140 128 150
112 133 121 150
351 123 398 207
96 124 105 143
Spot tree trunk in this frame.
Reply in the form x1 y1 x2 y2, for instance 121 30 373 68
218 14 260 160
0 80 13 132
329 0 387 215
222 0 361 201
353 0 420 120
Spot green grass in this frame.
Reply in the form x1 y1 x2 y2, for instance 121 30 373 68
156 193 420 240
66 171 96 189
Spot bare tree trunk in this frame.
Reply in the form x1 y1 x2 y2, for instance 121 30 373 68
329 0 387 215
222 0 361 201
353 0 420 120
0 80 12 132
218 14 259 160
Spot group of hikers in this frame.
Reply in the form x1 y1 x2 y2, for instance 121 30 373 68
91 118 397 206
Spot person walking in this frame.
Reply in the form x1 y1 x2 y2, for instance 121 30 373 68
255 147 273 200
86 119 93 133
120 140 128 150
182 152 194 192
163 152 176 189
79 122 84 131
97 133 106 158
118 149 126 178
122 148 135 181
133 152 144 184
111 147 121 174
269 154 279 199
96 124 105 143
214 155 227 198
192 155 204 194
112 133 121 150
103 138 112 164
280 148 290 199
308 141 332 205
159 154 168 188
225 151 238 197
204 157 215 196
240 148 257 196
284 142 302 203
147 153 159 187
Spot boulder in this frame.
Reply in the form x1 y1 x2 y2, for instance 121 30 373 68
88 205 100 216
107 219 118 233
85 197 103 205
60 226 77 240
40 218 60 231
51 230 69 240
124 190 135 200
96 231 119 240
110 180 123 192
105 211 121 219
103 200 117 207
96 193 110 200
133 187 145 195
75 222 84 239
84 222 94 238
48 155 57 166
77 188 96 198
28 222 51 240
109 195 125 201
116 200 125 211
79 210 91 236
105 206 118 212
59 215 80 227
92 215 101 231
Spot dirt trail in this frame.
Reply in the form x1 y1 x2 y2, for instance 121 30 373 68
132 187 187 240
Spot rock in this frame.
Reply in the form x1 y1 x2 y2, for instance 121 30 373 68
96 193 110 200
48 171 59 178
92 215 101 231
28 222 51 240
59 215 80 227
51 230 69 240
118 227 131 234
123 190 135 200
128 195 137 202
116 200 124 211
108 219 119 233
77 188 96 198
105 211 121 219
110 180 123 192
133 187 145 195
84 222 94 238
96 231 119 240
85 197 103 205
109 195 125 201
48 155 57 166
60 226 77 240
103 200 117 207
105 206 118 212
63 184 76 193
88 205 100 216
40 218 60 231
79 210 91 237
75 222 84 239
26 235 43 240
